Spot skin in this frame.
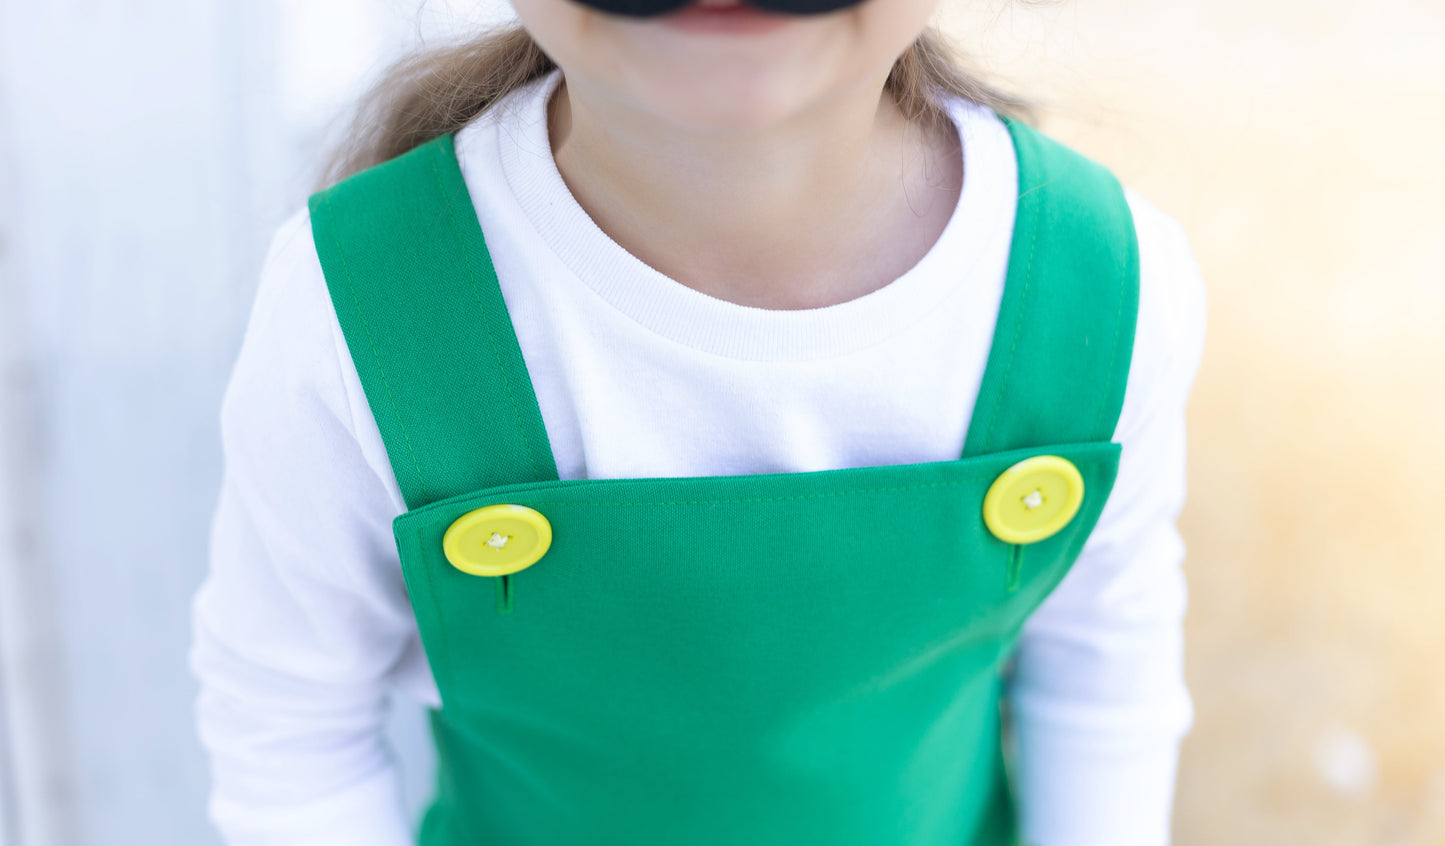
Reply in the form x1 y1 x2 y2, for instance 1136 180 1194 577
509 0 963 310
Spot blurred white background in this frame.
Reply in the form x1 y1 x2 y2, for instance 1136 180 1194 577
0 3 513 843
2 0 1443 844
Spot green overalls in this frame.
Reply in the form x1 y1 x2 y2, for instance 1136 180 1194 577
308 115 1138 846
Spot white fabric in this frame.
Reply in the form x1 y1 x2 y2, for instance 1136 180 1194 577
190 67 1205 845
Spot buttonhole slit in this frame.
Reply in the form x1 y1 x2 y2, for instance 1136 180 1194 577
496 575 515 615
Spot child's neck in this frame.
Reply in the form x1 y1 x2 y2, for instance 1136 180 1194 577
548 74 963 311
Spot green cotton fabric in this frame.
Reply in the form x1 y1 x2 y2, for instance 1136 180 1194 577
308 115 1139 846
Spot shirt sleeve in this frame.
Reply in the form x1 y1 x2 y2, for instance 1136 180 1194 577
1006 190 1207 846
188 208 425 846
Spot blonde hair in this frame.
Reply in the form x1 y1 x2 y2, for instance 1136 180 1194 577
321 21 1027 189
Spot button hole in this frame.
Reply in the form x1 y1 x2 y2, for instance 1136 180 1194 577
1006 545 1023 593
496 574 515 615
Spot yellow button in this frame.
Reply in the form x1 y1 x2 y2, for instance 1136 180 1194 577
982 456 1085 545
443 504 552 577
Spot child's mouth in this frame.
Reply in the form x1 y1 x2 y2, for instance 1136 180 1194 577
659 0 793 33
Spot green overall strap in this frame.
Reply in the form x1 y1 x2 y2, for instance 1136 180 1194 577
309 119 1138 509
962 118 1140 457
309 135 558 510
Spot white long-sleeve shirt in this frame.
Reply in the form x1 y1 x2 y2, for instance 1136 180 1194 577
190 66 1205 846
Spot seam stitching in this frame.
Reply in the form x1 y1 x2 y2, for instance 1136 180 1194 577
480 471 1105 509
408 527 454 693
322 190 431 504
979 195 1041 452
1091 228 1131 440
428 143 548 479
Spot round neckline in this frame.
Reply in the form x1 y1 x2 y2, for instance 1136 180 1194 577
486 67 1017 362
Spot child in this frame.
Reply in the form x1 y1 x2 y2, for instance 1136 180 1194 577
190 0 1205 842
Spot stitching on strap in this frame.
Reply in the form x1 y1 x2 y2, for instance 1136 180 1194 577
321 190 431 505
427 142 549 481
1090 223 1131 441
978 195 1041 453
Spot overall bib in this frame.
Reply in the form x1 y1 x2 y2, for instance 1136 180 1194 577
309 116 1139 846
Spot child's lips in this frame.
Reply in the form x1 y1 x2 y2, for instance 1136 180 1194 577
684 0 760 10
659 0 793 33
